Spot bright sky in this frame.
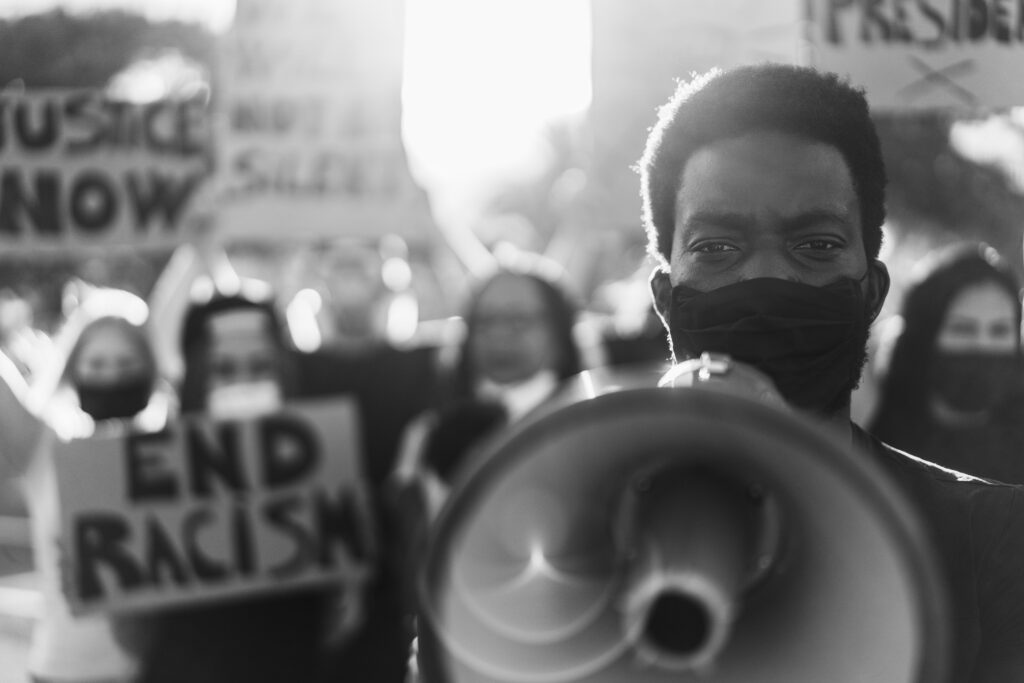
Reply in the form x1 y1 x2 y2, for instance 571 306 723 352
2 0 593 230
402 0 592 225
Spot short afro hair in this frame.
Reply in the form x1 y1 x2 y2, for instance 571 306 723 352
639 63 886 270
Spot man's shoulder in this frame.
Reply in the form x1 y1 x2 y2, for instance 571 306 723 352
853 425 1022 500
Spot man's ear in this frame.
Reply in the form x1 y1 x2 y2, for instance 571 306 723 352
865 259 890 323
649 268 672 330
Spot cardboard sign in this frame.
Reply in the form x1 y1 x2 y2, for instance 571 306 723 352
806 0 1024 109
213 0 434 242
0 89 211 252
54 398 375 616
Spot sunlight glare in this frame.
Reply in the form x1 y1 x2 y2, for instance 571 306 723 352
402 0 592 220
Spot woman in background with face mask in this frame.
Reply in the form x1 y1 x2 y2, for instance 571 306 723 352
64 317 159 424
178 290 293 420
386 259 586 673
393 261 583 517
0 290 167 683
869 242 1024 481
132 287 336 683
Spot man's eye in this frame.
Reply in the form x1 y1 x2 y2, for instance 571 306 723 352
796 239 841 251
692 242 736 254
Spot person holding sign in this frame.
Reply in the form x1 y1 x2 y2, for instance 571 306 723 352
0 291 169 683
129 286 375 683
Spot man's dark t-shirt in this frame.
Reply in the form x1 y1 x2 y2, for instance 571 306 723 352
855 427 1024 682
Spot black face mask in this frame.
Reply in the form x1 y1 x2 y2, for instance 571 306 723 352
77 376 152 421
930 352 1021 415
667 277 872 415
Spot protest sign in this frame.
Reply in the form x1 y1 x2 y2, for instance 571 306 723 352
806 0 1024 109
54 397 375 616
0 89 211 253
214 0 434 242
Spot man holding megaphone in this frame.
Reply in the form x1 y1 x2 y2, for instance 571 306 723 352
639 64 1024 682
417 64 1024 683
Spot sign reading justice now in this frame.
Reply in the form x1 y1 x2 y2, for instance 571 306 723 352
54 399 375 616
0 89 210 252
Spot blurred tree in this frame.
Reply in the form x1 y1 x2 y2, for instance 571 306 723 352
0 8 214 88
876 112 1024 282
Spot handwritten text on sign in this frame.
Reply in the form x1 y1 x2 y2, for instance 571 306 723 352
0 90 210 251
55 399 375 615
214 0 431 241
807 0 1024 108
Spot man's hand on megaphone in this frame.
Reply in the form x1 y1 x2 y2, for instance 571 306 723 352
659 353 788 410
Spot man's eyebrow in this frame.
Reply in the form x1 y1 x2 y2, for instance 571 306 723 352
783 208 854 230
682 209 751 229
683 207 855 231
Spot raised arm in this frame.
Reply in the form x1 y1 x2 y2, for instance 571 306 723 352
0 348 44 478
147 241 240 385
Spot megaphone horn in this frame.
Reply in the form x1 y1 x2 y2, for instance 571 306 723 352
616 466 775 673
417 360 950 683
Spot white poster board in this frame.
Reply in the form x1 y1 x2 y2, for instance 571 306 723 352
55 398 375 616
806 0 1024 109
214 0 434 242
0 89 211 253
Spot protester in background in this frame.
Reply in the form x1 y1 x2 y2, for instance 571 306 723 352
178 287 296 418
132 285 357 683
389 260 584 644
0 291 167 683
869 242 1024 481
293 239 439 490
292 241 440 683
393 262 583 511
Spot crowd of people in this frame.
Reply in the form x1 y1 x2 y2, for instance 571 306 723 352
0 62 1023 683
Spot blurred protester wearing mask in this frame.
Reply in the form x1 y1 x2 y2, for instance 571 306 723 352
293 238 439 683
64 317 158 424
394 263 583 503
0 290 167 683
387 260 584 645
870 243 1024 481
293 241 439 490
132 286 339 683
179 290 293 419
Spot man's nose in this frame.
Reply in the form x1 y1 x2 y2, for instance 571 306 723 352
738 250 801 282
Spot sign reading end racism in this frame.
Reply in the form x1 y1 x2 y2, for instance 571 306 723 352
806 0 1024 109
54 398 375 616
0 89 211 253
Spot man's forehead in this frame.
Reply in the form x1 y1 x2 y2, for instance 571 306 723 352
675 132 859 222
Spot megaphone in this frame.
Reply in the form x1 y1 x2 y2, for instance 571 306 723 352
416 356 950 683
